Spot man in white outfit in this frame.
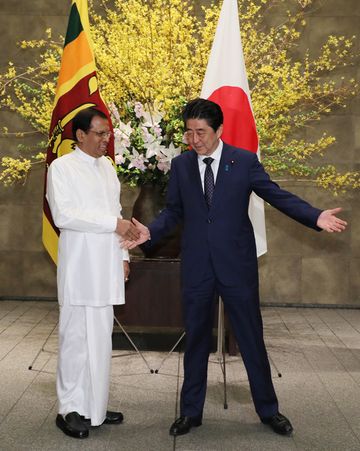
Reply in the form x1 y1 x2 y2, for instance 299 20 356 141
46 107 140 439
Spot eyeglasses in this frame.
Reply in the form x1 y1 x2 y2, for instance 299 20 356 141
87 130 114 139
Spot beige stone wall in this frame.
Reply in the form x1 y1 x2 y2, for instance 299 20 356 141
0 0 359 304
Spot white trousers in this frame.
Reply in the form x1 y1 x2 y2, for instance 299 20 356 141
57 304 114 426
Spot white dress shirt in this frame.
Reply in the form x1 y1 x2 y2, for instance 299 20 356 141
46 147 128 306
197 139 223 191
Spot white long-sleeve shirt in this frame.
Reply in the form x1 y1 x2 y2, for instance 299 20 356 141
46 147 128 306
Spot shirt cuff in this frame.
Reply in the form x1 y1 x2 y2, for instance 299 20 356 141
122 249 130 261
106 216 118 232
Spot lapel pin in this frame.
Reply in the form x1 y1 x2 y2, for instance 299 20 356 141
225 160 234 172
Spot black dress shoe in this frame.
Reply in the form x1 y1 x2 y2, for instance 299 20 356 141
82 410 124 426
103 410 124 424
56 412 89 439
169 416 202 436
261 412 293 436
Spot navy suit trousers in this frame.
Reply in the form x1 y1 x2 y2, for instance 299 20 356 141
180 259 278 420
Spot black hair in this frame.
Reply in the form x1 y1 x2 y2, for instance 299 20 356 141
182 98 223 132
72 107 108 141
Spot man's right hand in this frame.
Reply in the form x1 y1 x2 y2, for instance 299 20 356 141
115 219 141 241
120 217 150 249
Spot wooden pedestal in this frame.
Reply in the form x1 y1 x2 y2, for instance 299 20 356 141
114 257 238 355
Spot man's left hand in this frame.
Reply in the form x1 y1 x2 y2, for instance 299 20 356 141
316 207 347 233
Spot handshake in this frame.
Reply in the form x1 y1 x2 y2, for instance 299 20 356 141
115 217 150 249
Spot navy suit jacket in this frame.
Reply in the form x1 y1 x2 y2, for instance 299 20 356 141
148 142 322 294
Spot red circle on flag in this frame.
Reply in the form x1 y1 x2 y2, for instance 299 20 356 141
208 85 258 153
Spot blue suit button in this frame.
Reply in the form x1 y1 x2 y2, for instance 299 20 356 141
207 219 212 224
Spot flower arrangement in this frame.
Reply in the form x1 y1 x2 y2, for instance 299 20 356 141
110 99 187 189
0 0 359 193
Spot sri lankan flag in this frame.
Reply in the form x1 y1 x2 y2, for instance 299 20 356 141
42 0 114 264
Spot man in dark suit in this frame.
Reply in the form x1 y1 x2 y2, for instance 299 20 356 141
123 98 347 437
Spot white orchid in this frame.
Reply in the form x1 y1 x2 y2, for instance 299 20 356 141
134 101 145 119
152 124 162 137
113 120 133 155
134 101 164 128
108 102 121 123
157 143 182 174
114 154 125 165
144 137 165 159
140 126 154 144
156 159 171 174
128 148 148 171
142 110 163 128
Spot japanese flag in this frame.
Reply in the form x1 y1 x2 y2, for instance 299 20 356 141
201 0 267 257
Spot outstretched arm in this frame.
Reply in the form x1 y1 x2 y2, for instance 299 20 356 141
316 208 347 233
250 154 348 232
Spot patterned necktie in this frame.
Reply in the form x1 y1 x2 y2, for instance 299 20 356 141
203 157 215 208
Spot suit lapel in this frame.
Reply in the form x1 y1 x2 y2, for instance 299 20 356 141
211 143 235 211
186 150 208 209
